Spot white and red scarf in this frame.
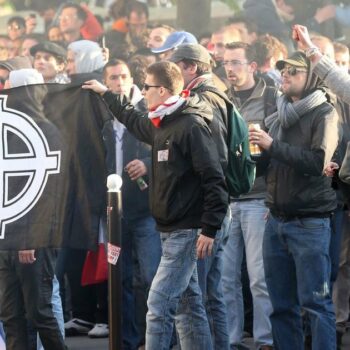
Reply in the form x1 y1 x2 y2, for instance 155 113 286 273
148 95 186 128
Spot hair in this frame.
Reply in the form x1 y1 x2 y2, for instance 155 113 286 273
61 3 87 22
126 1 149 19
103 58 130 77
149 23 174 33
253 34 287 67
180 58 212 75
212 26 242 43
334 42 349 55
128 54 149 89
7 16 26 28
311 34 333 47
225 41 257 63
226 14 258 35
146 61 183 95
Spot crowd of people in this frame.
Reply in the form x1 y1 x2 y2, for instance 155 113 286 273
1 0 350 350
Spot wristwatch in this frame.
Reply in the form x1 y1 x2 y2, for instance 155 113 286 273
305 46 320 58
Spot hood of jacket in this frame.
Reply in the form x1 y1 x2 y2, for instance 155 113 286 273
68 40 105 74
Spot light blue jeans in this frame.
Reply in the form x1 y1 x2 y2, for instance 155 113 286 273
37 276 64 350
222 200 273 348
197 209 231 350
146 229 212 350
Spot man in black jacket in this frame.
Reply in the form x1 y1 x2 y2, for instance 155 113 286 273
249 51 338 350
83 61 228 350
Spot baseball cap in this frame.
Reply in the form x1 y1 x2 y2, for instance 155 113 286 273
276 51 310 71
30 41 67 60
151 31 198 54
170 44 212 65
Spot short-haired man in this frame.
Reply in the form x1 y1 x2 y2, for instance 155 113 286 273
83 61 228 349
59 3 86 45
250 51 339 349
103 58 161 348
253 34 288 87
222 41 277 350
170 43 230 349
31 41 68 83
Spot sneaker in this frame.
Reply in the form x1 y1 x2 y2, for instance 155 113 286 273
64 318 94 336
88 323 109 338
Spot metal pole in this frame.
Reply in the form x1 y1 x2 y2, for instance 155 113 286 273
107 174 123 350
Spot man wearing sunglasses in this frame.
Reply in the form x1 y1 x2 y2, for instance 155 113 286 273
249 51 339 350
83 61 228 350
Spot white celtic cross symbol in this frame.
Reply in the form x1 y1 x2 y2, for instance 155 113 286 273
0 95 61 238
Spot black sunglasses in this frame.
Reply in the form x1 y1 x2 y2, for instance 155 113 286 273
281 66 307 76
143 83 162 91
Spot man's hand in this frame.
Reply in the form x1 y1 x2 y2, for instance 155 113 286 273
324 161 339 177
82 80 108 95
125 159 147 181
197 234 214 259
18 250 36 264
292 24 314 50
249 128 273 151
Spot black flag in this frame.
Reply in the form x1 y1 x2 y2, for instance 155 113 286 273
0 83 115 250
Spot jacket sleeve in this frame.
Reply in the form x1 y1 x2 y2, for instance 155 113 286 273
103 90 155 145
268 108 339 176
189 122 229 238
313 55 350 105
339 142 350 184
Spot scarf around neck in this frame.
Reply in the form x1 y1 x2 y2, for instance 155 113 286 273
148 95 186 128
265 89 327 139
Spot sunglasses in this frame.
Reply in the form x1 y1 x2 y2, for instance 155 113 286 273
281 66 307 76
143 83 162 91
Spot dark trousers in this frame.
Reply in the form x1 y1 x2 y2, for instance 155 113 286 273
0 248 66 350
60 248 97 323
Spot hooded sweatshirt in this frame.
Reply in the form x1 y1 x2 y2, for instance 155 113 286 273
68 40 104 74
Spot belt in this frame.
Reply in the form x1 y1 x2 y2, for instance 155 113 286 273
270 211 332 222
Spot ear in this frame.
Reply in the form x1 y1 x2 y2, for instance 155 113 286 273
189 63 198 74
249 61 258 73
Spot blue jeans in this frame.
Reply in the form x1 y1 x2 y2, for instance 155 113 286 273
146 229 212 350
197 209 230 350
263 215 336 350
122 215 161 350
222 200 273 348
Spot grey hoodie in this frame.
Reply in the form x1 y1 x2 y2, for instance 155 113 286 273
68 40 104 74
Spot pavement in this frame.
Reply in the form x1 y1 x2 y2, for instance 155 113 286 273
65 329 350 349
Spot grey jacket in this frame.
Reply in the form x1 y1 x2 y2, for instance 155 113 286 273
313 55 350 105
228 77 279 200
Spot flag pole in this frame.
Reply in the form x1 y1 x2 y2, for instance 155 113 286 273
107 174 123 350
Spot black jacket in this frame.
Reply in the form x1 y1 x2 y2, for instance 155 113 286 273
265 102 339 216
191 78 229 172
103 91 228 238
